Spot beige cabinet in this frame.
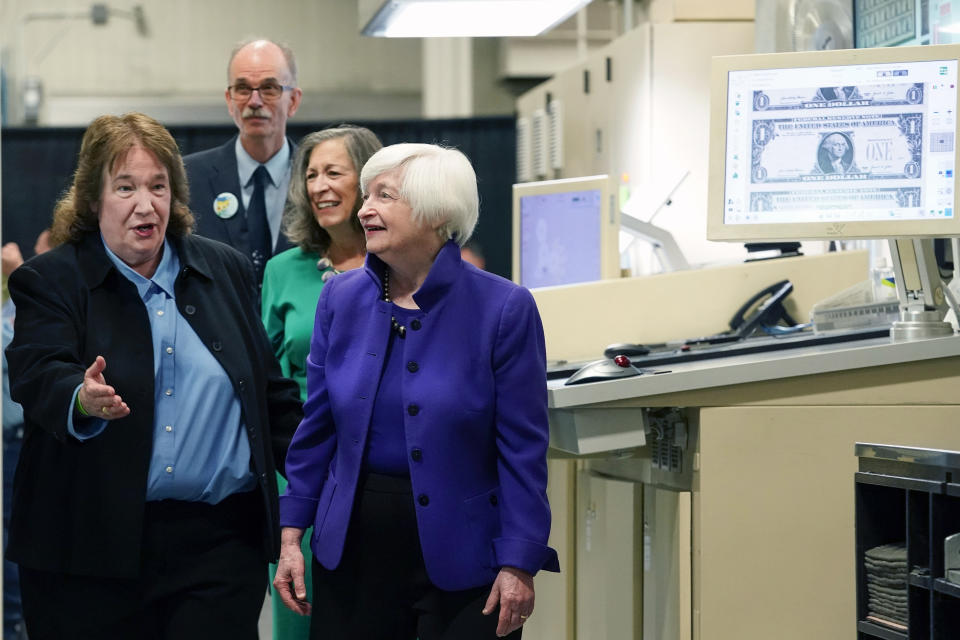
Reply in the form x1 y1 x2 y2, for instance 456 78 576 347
575 471 643 639
521 458 576 640
515 21 755 268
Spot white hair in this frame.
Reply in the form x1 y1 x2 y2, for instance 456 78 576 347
360 143 478 246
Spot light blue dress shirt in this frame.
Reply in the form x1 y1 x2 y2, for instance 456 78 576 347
235 137 291 251
2 300 24 433
68 236 255 503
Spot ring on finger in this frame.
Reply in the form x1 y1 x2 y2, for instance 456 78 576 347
520 615 529 620
102 406 109 415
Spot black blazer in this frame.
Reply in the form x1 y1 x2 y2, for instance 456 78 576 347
183 136 294 257
5 232 303 578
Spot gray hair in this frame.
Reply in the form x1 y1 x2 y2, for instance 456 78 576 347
227 38 298 84
284 126 383 254
359 143 478 247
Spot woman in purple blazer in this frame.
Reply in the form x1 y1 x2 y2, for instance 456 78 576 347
273 144 559 639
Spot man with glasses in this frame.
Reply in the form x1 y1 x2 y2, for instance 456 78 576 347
185 38 303 284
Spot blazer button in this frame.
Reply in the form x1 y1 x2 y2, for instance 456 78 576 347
489 494 499 506
411 448 423 462
185 305 196 315
212 341 222 352
411 319 422 331
407 404 420 416
417 494 429 506
406 361 419 373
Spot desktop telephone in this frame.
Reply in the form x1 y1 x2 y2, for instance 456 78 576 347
726 279 797 340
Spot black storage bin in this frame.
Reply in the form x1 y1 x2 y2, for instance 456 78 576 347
855 443 960 640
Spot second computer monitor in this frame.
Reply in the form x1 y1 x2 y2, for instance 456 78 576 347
512 175 620 288
707 44 960 242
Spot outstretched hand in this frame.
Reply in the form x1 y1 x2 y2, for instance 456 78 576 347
77 356 130 420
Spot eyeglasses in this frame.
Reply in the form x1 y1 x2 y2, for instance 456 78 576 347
227 82 294 101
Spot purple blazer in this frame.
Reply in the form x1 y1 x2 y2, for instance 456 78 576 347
280 241 560 590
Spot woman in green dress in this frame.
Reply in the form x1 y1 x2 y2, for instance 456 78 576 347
261 125 382 637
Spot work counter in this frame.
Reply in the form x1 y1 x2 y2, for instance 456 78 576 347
534 333 960 640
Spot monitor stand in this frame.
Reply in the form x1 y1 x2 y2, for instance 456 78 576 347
888 238 955 342
620 215 691 272
620 171 691 272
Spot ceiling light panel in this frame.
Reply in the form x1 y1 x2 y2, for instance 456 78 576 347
362 0 593 38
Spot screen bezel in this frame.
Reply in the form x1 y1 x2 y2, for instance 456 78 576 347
511 175 619 287
707 44 960 242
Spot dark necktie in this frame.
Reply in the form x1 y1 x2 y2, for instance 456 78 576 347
247 165 272 283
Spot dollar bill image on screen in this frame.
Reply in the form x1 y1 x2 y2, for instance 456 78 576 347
708 44 960 241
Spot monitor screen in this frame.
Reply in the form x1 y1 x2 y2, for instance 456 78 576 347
707 44 960 241
511 175 619 288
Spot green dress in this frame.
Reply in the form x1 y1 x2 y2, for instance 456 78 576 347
262 247 333 638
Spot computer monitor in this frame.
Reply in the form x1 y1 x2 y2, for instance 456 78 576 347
707 44 960 242
511 175 619 288
707 44 960 341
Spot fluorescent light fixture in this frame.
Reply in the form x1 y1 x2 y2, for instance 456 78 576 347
362 0 593 38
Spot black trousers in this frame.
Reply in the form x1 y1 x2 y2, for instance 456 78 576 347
310 472 522 640
19 490 266 640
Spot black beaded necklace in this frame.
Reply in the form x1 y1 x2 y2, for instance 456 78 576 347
381 270 406 338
